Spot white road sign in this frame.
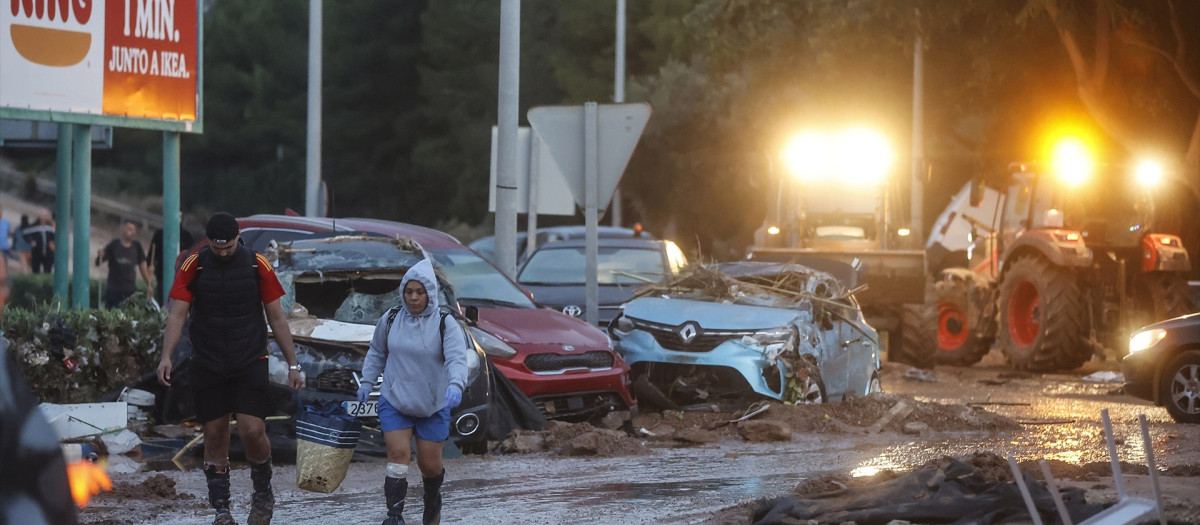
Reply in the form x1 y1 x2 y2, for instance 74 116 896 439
527 103 651 210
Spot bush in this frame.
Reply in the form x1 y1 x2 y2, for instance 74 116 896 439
1 295 166 403
8 273 107 310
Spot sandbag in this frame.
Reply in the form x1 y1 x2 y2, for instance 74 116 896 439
295 403 361 493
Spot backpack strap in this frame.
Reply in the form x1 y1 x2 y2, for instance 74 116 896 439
382 307 449 354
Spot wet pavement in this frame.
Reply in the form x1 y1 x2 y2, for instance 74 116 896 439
78 355 1200 524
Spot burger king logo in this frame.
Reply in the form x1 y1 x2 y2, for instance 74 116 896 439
9 0 94 67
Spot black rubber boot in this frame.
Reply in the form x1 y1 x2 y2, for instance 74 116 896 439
203 463 236 525
248 456 275 525
422 469 444 525
382 476 407 525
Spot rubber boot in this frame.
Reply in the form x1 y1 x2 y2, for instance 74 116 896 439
248 456 275 525
382 476 407 525
204 463 237 525
422 469 444 525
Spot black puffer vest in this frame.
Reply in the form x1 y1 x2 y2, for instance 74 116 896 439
188 245 267 373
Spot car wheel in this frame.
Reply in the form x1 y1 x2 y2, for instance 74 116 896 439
1160 350 1200 424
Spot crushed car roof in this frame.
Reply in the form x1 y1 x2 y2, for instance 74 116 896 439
272 235 427 273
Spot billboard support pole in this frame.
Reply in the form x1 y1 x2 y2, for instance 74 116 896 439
53 124 73 304
71 124 92 309
163 132 181 301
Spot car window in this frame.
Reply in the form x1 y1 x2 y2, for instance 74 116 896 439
429 249 536 308
519 246 665 285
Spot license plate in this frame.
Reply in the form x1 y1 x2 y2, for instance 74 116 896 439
342 401 378 418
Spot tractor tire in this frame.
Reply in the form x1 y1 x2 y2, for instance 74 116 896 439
998 255 1090 372
893 303 936 370
934 278 990 367
1136 272 1196 322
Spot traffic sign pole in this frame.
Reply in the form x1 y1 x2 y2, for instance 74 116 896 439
584 102 600 326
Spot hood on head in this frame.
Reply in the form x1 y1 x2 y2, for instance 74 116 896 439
400 258 440 316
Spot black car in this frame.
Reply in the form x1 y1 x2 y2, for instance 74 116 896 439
516 237 687 326
1123 313 1200 424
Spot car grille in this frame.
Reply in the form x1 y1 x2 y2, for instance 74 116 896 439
629 318 755 353
312 368 360 395
524 351 614 373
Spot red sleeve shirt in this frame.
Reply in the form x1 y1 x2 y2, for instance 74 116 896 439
169 252 286 304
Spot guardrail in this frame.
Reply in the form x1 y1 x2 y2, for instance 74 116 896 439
0 164 163 230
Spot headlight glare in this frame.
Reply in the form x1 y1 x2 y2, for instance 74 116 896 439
1128 329 1166 354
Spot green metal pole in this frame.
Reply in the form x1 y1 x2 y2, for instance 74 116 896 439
54 124 73 305
71 124 92 309
162 132 180 302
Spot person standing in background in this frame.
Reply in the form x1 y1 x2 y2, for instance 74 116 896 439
13 215 32 273
148 213 195 304
95 220 154 308
0 205 12 268
24 209 55 274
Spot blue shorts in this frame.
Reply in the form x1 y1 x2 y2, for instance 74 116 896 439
377 397 451 442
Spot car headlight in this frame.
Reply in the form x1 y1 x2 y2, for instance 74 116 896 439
608 315 635 340
469 326 518 358
1128 329 1167 355
743 328 795 358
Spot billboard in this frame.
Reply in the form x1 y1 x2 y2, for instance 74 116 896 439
0 0 202 133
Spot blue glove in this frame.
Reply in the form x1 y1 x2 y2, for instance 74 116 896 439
445 385 462 409
356 385 372 404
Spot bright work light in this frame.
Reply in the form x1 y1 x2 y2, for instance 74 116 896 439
780 128 891 185
1135 160 1164 188
1050 137 1093 187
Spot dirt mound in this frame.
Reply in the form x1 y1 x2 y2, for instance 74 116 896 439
769 393 1021 434
498 420 651 457
98 474 193 501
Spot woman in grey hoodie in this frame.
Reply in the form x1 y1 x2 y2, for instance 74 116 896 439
358 258 469 525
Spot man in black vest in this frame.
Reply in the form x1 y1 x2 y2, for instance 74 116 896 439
157 212 304 525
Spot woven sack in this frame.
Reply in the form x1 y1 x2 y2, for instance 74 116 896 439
295 403 362 493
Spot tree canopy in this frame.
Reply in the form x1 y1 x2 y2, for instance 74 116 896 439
37 0 1200 263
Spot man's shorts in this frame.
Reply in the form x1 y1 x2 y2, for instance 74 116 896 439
190 358 272 423
378 397 451 442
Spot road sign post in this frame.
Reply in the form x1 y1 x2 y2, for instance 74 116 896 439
528 102 650 325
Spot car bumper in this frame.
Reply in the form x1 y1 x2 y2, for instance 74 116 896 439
1121 349 1160 403
284 377 492 445
491 358 635 416
616 329 785 400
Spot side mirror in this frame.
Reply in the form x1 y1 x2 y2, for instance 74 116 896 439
464 305 479 325
968 178 984 207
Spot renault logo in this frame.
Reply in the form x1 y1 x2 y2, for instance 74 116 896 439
678 322 699 343
563 305 583 317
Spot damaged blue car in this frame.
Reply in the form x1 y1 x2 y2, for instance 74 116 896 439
608 261 881 409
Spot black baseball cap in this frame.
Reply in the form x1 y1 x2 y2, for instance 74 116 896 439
205 212 240 244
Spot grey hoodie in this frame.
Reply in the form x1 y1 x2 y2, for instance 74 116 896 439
360 259 469 418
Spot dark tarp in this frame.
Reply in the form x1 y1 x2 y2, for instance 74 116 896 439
752 459 1108 525
482 358 547 441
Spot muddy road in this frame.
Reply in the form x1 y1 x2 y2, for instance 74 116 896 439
79 353 1200 524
